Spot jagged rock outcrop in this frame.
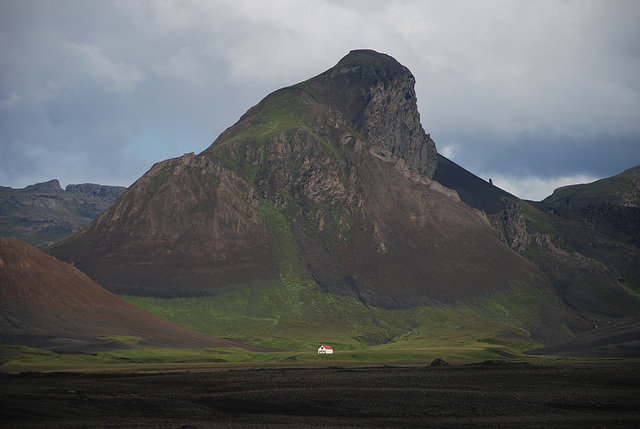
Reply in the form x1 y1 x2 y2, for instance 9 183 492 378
621 175 640 207
65 182 126 201
0 179 125 248
305 50 437 179
481 166 640 323
490 198 529 253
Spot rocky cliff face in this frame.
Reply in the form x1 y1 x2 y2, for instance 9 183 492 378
0 180 125 248
489 198 529 253
306 50 437 179
65 182 126 201
481 165 640 324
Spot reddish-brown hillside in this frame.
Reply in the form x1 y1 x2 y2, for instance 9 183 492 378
0 237 266 352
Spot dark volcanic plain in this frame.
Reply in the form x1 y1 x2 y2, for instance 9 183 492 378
2 363 640 428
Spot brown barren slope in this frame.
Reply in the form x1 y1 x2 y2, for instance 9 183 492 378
0 237 266 352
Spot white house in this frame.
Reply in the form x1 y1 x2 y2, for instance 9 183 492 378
318 345 334 354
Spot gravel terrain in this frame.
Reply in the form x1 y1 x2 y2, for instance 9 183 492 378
2 362 640 428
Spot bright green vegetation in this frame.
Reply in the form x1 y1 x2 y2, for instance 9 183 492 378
216 88 309 147
119 278 546 356
1 345 56 356
256 199 313 314
3 344 629 373
0 280 603 372
542 165 639 208
519 199 557 236
96 335 142 345
206 88 312 186
146 169 171 201
334 50 393 73
0 346 515 374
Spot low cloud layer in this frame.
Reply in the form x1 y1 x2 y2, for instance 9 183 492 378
1 0 639 200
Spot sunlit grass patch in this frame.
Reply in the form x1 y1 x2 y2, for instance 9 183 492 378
96 335 142 345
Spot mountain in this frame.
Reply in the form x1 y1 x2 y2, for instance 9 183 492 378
47 51 545 303
543 165 640 209
0 179 126 248
0 237 266 353
46 50 640 349
493 167 640 323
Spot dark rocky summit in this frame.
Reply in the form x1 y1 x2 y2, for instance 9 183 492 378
0 179 125 248
305 50 438 178
65 182 126 201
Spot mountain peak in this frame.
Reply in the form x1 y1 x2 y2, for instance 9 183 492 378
312 49 437 177
23 179 62 193
335 49 410 73
212 50 437 179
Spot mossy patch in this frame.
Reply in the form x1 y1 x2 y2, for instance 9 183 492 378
216 89 310 147
96 336 143 345
120 279 545 355
146 170 170 201
1 345 55 356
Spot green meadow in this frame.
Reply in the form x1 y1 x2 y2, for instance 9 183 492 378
1 338 617 374
120 278 545 351
0 279 558 373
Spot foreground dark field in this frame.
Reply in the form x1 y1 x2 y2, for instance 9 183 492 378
2 363 640 428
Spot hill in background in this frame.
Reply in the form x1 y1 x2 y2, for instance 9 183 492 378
0 237 265 353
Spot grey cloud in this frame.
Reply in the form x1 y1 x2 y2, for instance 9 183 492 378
67 43 145 94
1 0 638 201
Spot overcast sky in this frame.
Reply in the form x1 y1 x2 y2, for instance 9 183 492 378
1 0 639 200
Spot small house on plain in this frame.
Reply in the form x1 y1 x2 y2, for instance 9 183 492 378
318 345 334 354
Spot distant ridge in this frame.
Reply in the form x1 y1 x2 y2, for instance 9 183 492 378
543 165 640 208
0 179 126 248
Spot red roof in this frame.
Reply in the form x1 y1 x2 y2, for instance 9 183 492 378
320 345 333 349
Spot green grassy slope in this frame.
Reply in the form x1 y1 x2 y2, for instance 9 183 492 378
543 165 640 208
121 276 546 356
